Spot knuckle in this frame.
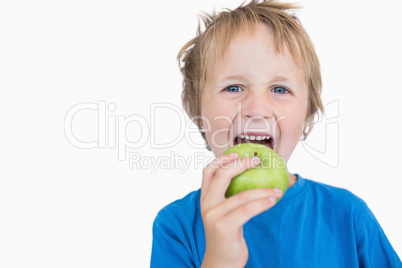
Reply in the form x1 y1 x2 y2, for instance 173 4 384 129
262 188 275 196
240 198 270 215
210 158 221 168
234 191 250 203
204 158 221 173
256 188 275 197
219 156 231 166
214 167 227 179
240 203 253 215
260 197 271 207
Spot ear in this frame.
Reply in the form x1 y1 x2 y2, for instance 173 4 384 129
301 113 315 140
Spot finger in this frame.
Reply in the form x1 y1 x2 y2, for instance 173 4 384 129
202 188 282 224
203 156 261 206
218 188 283 216
201 153 239 196
203 152 239 179
222 195 278 228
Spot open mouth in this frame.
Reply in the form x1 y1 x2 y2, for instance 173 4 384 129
233 133 274 150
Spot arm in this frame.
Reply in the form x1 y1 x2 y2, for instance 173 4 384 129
200 153 282 268
151 211 195 268
150 153 282 267
356 205 402 267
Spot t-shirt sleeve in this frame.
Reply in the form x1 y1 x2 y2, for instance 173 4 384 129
150 209 195 268
356 204 402 267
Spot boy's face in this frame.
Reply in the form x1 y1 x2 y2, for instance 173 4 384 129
201 23 308 163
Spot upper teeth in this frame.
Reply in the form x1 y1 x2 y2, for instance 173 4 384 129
240 135 270 140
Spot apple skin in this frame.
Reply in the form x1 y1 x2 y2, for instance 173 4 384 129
223 143 289 200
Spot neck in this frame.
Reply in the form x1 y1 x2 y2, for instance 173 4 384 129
288 173 297 188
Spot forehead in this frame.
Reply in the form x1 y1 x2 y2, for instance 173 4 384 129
205 23 304 81
204 21 303 72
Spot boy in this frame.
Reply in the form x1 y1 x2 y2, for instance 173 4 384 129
151 0 401 267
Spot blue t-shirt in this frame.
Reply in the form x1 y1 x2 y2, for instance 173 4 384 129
151 174 401 267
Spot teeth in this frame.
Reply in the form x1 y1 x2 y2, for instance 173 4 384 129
239 135 271 140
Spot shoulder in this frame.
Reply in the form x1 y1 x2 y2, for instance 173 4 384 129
302 177 370 234
305 178 367 209
153 189 201 228
151 189 204 267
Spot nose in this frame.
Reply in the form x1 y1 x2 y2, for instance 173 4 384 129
240 90 274 119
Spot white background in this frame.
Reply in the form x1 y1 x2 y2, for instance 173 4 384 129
1 0 401 267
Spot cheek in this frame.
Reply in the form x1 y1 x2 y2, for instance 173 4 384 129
279 115 303 141
202 95 238 153
202 95 235 127
277 99 308 159
288 96 308 131
276 119 302 162
205 107 233 141
280 96 306 127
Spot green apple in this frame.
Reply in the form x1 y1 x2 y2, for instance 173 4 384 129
224 143 289 200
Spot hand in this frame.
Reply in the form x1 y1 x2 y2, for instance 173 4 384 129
200 153 283 268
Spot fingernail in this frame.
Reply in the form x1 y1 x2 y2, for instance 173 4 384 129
230 152 239 158
273 188 282 194
251 156 260 162
268 196 276 203
224 152 237 160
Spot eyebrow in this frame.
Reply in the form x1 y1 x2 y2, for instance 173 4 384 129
217 74 247 83
269 75 292 83
217 74 293 84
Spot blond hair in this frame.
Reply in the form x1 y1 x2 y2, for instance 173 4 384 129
178 0 324 150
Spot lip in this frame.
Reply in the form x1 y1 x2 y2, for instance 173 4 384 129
232 131 275 150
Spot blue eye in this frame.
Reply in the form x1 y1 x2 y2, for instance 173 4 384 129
272 86 289 94
225 85 243 93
